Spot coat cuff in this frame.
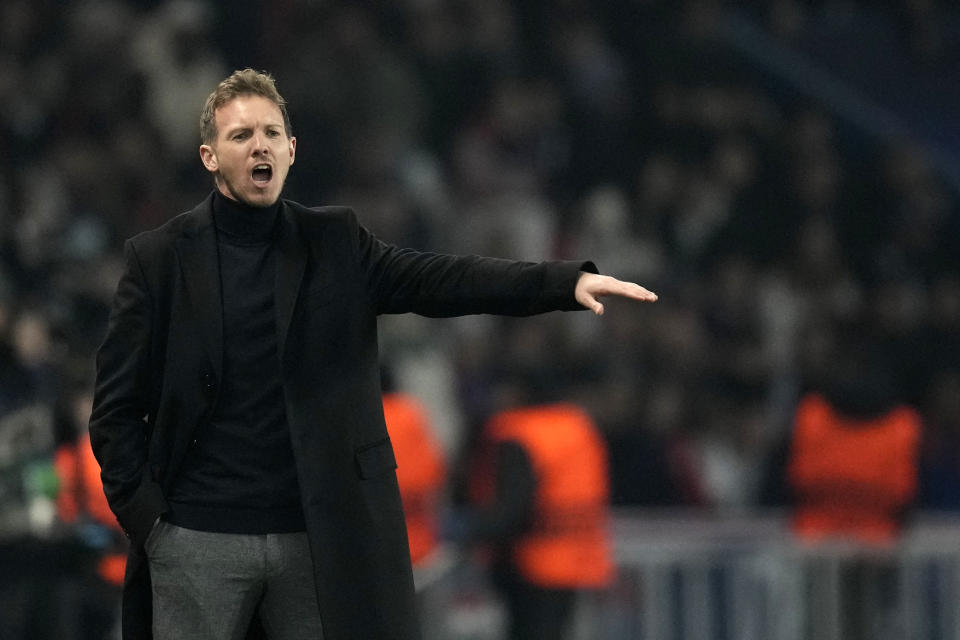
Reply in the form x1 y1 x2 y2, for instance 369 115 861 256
538 260 598 312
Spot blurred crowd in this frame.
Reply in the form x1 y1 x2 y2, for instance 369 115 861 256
1 0 959 590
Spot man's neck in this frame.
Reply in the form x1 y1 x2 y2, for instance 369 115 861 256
212 190 280 243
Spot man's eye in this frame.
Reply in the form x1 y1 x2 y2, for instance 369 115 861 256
233 133 248 141
267 130 280 137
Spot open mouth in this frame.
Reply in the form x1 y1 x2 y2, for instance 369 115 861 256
252 164 273 186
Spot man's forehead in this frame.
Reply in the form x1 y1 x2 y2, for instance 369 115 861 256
216 95 285 127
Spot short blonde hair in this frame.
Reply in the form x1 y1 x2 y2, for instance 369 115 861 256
200 68 293 145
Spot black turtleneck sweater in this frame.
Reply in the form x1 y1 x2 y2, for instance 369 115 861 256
168 190 305 533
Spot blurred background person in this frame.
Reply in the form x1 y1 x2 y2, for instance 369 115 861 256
380 366 448 574
53 380 125 639
785 326 921 640
787 329 921 546
448 375 613 640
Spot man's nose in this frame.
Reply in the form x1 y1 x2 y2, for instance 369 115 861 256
252 134 270 155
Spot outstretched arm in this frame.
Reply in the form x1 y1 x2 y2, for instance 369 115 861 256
575 272 658 315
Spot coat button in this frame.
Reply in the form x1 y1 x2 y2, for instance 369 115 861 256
200 371 217 396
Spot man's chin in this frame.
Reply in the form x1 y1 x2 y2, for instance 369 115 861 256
223 185 281 208
245 193 281 208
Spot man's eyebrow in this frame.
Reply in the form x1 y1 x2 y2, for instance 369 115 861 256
224 123 283 136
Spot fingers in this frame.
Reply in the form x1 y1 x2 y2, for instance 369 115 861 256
575 273 658 313
600 276 658 302
630 283 658 302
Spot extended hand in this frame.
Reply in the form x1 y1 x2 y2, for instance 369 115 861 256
575 272 658 315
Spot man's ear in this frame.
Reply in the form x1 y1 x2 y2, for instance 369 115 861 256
288 137 297 166
200 144 218 173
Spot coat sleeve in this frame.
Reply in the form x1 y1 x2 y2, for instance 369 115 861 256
349 214 597 316
88 239 167 546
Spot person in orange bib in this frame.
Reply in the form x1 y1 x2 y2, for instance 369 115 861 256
55 432 128 588
456 382 613 640
788 394 920 545
381 387 447 569
786 334 921 640
787 336 921 546
52 386 128 639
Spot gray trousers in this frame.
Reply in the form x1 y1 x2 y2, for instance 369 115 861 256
145 521 324 640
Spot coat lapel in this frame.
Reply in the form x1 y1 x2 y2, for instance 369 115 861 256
175 195 223 381
275 203 307 365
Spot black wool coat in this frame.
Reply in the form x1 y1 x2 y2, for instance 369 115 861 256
89 193 594 639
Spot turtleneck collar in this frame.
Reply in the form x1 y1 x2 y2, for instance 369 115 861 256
212 189 281 245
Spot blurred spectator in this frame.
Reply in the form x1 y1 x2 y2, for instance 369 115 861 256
451 378 613 640
604 376 704 507
4 307 61 412
786 332 920 545
381 373 448 570
785 332 921 640
130 0 227 157
52 381 124 638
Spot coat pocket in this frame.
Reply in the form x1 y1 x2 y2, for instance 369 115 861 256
355 437 398 479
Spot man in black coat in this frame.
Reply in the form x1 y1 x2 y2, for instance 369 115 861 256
89 68 657 640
